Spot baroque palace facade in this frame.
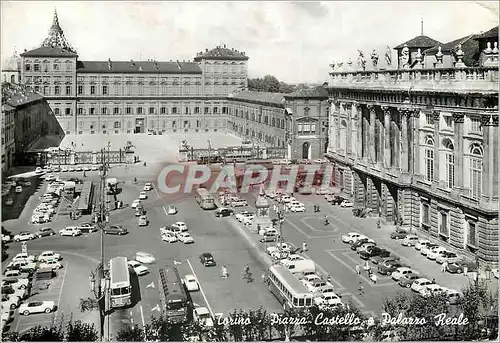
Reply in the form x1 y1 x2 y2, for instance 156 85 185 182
326 27 499 263
4 10 328 159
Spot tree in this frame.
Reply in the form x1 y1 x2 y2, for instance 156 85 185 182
78 297 99 313
115 324 144 341
247 75 295 93
65 320 99 341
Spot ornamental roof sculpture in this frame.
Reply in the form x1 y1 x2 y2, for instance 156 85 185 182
40 9 77 54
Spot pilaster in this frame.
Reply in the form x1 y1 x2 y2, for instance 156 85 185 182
481 114 499 200
382 106 391 168
345 103 352 154
368 105 376 163
409 109 421 175
355 103 363 159
329 101 337 151
432 111 440 183
399 107 409 172
452 113 464 189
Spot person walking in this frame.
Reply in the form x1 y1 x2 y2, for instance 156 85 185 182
371 273 377 284
355 264 361 275
441 261 448 273
302 241 308 252
357 281 364 296
463 265 468 276
221 265 228 279
377 218 381 230
364 261 371 272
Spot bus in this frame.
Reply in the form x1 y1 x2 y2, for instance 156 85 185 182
158 265 188 323
244 159 274 170
195 188 216 210
109 256 132 308
267 265 314 310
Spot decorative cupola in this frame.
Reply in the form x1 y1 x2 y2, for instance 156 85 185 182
454 44 465 67
435 46 443 66
40 9 77 53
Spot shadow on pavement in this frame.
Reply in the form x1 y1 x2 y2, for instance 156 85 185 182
2 175 43 221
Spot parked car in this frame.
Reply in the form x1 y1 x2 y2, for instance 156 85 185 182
340 200 353 207
289 203 306 212
4 270 32 280
314 293 343 309
193 307 214 328
183 275 200 291
446 259 477 274
75 223 97 233
104 225 128 235
1 294 20 309
15 186 23 193
38 259 63 270
426 246 447 260
161 233 177 243
420 284 446 298
442 288 462 305
378 261 409 276
391 267 416 281
6 260 37 274
2 278 30 290
401 235 419 246
390 228 408 239
128 260 149 276
4 198 14 206
435 251 462 264
215 208 234 217
35 227 56 238
143 183 153 191
398 272 421 288
59 227 82 237
357 242 377 254
13 232 35 242
411 278 435 293
135 252 156 264
305 278 327 293
19 300 56 315
360 247 390 260
178 232 194 244
138 215 148 226
12 253 36 263
37 251 61 262
259 232 277 243
331 195 345 205
420 243 440 257
167 205 177 215
139 191 148 200
199 253 216 266
171 222 188 232
342 232 364 244
351 238 375 251
131 199 141 209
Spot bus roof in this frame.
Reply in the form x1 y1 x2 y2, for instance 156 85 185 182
110 257 130 285
158 266 187 302
196 188 212 196
270 264 311 294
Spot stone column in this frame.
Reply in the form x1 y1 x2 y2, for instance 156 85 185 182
368 105 376 162
393 112 400 169
452 113 464 189
432 111 441 183
335 101 341 151
345 103 352 154
355 104 363 159
481 114 499 200
399 108 409 172
409 109 421 175
382 106 391 168
329 101 337 152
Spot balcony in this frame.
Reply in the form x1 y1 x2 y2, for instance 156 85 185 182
328 66 498 93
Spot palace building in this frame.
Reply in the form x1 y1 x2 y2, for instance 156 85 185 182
326 27 499 264
6 10 328 160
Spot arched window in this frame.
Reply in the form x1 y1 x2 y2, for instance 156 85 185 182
340 120 347 153
10 75 15 84
424 136 434 182
443 139 455 188
469 144 483 199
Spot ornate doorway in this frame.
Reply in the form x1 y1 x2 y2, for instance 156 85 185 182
302 142 310 159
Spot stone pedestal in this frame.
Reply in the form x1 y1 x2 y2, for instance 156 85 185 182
92 151 98 164
69 152 76 165
251 194 273 234
124 151 135 164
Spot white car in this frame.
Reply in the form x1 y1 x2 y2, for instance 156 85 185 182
128 260 149 276
281 254 305 262
193 307 214 327
139 191 148 200
281 195 293 203
91 165 99 171
411 278 435 293
45 174 56 181
13 253 36 262
162 233 178 243
1 234 12 242
39 259 63 270
420 284 446 298
340 200 353 207
415 240 431 251
135 252 156 264
13 232 35 242
19 300 56 316
315 187 331 195
420 244 440 257
314 293 343 308
61 166 69 172
178 232 194 244
171 222 188 232
427 247 448 260
231 199 248 207
391 267 416 281
59 227 81 236
144 183 153 191
235 211 253 222
15 185 23 193
167 205 177 215
2 278 30 290
289 204 306 212
131 199 141 209
183 275 200 292
2 294 20 309
342 232 363 244
38 251 61 262
241 216 254 225
401 235 419 247
267 243 292 256
266 190 277 199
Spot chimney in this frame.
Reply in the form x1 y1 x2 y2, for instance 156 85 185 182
108 58 112 70
130 59 135 66
176 60 182 70
206 48 208 52
224 44 226 48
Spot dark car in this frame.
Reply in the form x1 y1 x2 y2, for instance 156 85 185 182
390 228 408 239
446 259 477 274
371 255 400 265
378 261 409 276
199 253 216 267
103 225 128 235
398 272 421 288
331 196 344 205
259 232 277 243
351 238 375 251
359 247 390 260
35 227 56 238
215 208 234 218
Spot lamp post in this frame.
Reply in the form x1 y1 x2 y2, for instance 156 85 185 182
277 203 285 258
207 140 211 166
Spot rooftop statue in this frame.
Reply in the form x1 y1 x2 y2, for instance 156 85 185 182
401 44 410 69
371 49 379 68
357 50 366 71
385 45 392 66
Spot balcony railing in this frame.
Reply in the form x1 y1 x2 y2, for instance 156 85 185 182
328 66 498 92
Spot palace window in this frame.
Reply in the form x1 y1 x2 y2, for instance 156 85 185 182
102 86 108 95
444 139 455 188
424 136 434 182
469 144 483 199
421 202 430 226
65 108 71 116
425 113 433 125
161 107 166 114
43 86 49 95
102 108 108 115
204 107 210 114
25 64 31 71
214 107 218 114
90 107 95 115
126 107 131 115
66 86 71 95
470 118 482 133
444 116 453 129
149 107 155 114
54 86 60 95
78 108 83 115
54 108 60 115
194 107 200 114
137 107 143 115
467 221 477 247
78 86 83 95
185 107 190 114
114 122 121 129
90 86 96 95
172 107 178 115
34 64 40 72
439 210 449 237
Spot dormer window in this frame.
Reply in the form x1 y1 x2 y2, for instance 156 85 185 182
34 64 40 72
53 64 59 71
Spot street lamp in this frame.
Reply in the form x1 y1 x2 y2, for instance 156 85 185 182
207 140 211 166
276 203 285 258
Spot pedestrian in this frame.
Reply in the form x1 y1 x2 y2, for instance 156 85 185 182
302 241 308 252
441 261 448 273
463 265 468 276
364 260 370 271
357 281 364 296
355 264 361 275
377 219 381 230
327 274 332 284
371 273 377 284
432 277 436 284
261 272 266 283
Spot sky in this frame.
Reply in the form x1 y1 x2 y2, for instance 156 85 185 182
1 1 498 84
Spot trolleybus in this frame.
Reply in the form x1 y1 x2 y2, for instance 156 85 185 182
158 265 188 323
267 264 314 310
109 256 132 308
195 188 216 210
